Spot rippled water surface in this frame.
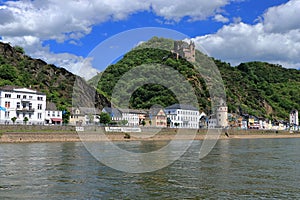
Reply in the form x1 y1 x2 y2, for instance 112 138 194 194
1 138 300 199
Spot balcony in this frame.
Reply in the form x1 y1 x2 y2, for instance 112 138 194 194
21 98 31 102
16 108 35 112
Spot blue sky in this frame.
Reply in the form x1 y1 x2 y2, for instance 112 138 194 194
0 0 299 79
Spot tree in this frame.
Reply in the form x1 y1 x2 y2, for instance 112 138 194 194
87 113 94 124
99 112 111 125
11 117 17 124
174 122 180 128
23 117 29 125
0 64 18 81
14 45 25 54
61 109 70 125
167 117 171 127
120 120 128 126
141 119 146 126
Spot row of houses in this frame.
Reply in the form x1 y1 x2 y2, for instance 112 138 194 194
1 86 298 130
227 110 299 131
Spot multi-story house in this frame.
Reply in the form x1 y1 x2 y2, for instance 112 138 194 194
45 102 62 125
165 104 200 129
118 108 140 127
148 107 167 127
0 86 46 125
102 107 142 127
69 107 100 126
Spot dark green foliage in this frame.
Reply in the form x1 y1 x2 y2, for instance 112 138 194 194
97 47 209 109
99 112 111 125
0 64 17 82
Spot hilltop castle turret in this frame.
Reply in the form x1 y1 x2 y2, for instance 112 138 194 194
173 40 196 62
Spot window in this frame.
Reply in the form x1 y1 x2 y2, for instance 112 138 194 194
29 96 32 99
38 113 42 119
23 95 26 99
5 111 10 118
48 111 50 116
29 113 32 119
38 104 42 110
17 95 21 99
5 94 11 98
17 113 19 118
37 96 43 101
17 102 20 109
5 101 10 108
52 112 55 117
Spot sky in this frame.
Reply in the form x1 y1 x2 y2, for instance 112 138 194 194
0 0 299 80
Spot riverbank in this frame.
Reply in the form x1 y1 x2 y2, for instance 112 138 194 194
0 128 300 143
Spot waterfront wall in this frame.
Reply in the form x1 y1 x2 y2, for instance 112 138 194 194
0 124 76 132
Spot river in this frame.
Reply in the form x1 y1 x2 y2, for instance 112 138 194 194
1 138 300 199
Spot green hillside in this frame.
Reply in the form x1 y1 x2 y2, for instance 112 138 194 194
97 47 210 110
0 42 110 112
94 37 300 120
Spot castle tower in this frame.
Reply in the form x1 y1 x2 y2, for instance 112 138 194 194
216 98 228 128
173 40 195 62
290 109 299 130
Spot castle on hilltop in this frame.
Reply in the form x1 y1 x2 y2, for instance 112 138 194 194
172 40 196 62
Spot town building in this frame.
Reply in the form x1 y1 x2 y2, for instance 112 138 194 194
118 109 140 127
102 107 123 122
45 102 62 125
148 107 167 127
290 109 299 130
165 104 200 129
0 86 46 125
69 107 100 126
102 107 140 127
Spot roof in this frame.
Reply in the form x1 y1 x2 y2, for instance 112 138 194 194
46 102 57 110
118 108 147 114
102 107 122 118
71 107 100 115
165 104 198 111
148 106 165 117
290 109 298 114
0 85 45 95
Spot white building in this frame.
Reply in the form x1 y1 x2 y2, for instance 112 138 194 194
165 104 200 129
102 107 141 127
0 86 46 125
118 109 140 127
290 109 299 131
45 102 62 125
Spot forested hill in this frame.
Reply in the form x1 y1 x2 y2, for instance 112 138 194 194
0 42 110 111
93 37 300 120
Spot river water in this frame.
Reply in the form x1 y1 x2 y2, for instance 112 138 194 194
0 138 300 199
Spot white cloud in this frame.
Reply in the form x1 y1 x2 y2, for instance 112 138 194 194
193 1 300 69
213 14 229 23
150 0 234 21
0 0 239 78
263 0 300 33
